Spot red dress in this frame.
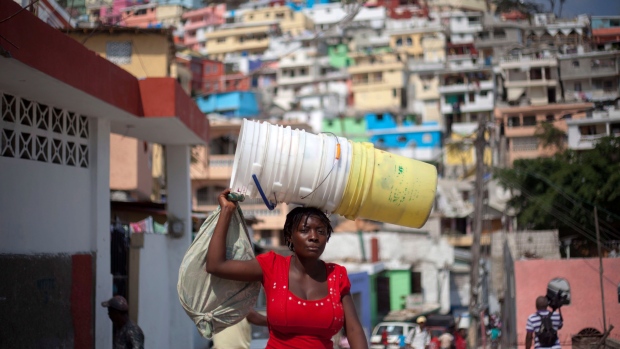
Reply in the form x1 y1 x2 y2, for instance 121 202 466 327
256 251 351 349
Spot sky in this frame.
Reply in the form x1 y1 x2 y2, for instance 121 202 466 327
530 0 620 18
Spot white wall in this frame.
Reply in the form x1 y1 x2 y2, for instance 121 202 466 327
137 234 172 348
322 231 453 313
0 102 113 348
0 157 92 253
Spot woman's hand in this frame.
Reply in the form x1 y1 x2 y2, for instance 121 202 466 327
218 188 237 212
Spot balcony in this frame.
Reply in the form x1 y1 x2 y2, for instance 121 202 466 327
206 154 234 180
348 62 404 74
567 115 620 150
440 92 494 114
504 79 557 89
184 19 217 32
408 60 445 72
439 80 493 94
277 74 314 86
560 64 618 79
499 56 557 69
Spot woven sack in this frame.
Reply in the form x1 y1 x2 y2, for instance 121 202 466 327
177 205 261 339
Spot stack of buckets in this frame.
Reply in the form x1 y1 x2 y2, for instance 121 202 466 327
230 119 437 228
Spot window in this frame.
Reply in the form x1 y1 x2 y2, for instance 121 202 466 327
546 114 555 122
397 135 407 143
217 37 226 43
469 92 475 102
411 271 422 293
106 41 132 65
507 116 520 127
480 90 488 96
377 113 384 121
396 38 403 46
511 137 538 151
523 115 536 126
572 60 580 67
393 89 397 98
276 13 284 19
406 37 413 46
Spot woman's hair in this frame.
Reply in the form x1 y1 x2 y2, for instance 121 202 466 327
283 207 333 251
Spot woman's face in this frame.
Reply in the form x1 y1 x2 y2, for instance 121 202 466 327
289 214 329 258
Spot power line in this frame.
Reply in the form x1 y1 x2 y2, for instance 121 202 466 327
0 0 42 24
497 174 618 249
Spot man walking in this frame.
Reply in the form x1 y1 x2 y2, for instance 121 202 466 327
102 295 144 349
409 316 431 349
525 296 563 349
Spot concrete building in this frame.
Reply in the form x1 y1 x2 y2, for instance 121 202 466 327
204 21 276 61
0 2 209 347
524 14 590 55
494 102 593 165
566 108 620 151
591 16 620 50
558 51 620 104
474 15 525 66
67 26 182 201
195 91 261 118
322 231 454 316
241 4 313 37
274 48 320 110
439 66 494 135
181 4 227 54
426 0 487 12
405 28 445 124
302 3 385 34
348 50 407 112
366 117 443 162
498 54 560 106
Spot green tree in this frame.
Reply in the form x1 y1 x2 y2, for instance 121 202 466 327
494 137 620 253
535 122 567 150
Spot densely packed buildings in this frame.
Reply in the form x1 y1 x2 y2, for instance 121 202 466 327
75 0 620 235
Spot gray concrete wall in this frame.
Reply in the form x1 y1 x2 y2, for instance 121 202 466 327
0 254 91 348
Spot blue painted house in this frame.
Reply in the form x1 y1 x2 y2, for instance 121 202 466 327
364 113 443 162
195 91 260 118
348 270 372 339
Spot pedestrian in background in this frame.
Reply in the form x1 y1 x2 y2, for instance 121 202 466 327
101 295 144 349
408 316 431 349
213 309 267 349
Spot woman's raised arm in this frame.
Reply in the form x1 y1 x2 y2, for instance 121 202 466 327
205 189 263 282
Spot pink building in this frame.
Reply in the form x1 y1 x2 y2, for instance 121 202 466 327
513 258 620 348
181 4 226 53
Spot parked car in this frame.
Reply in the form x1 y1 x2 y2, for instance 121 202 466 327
426 314 456 338
370 322 419 349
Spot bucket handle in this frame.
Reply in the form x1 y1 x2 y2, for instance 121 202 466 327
252 174 276 210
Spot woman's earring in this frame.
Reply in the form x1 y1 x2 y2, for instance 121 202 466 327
287 240 294 251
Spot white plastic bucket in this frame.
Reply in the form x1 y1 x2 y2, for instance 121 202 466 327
230 119 350 211
230 119 438 228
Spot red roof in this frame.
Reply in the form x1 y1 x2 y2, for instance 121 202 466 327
592 27 620 44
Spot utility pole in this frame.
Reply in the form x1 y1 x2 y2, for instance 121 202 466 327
594 206 607 332
469 116 486 348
